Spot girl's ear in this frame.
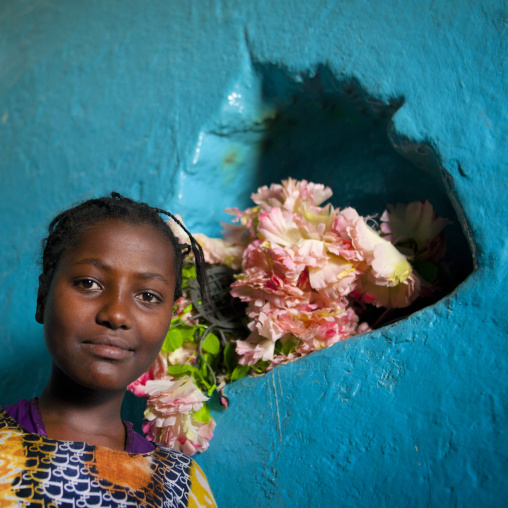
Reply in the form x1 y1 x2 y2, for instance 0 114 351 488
35 276 45 324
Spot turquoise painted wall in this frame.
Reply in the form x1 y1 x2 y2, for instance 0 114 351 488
1 1 506 506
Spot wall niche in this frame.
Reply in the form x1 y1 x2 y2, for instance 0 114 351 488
181 62 474 329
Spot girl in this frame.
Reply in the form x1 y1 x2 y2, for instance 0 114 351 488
0 193 217 507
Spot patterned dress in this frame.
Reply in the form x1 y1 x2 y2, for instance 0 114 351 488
0 409 216 507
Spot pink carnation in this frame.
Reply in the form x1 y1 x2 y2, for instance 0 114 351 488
127 371 154 397
166 343 197 366
143 377 215 455
236 332 276 365
347 211 416 290
127 353 170 397
307 254 357 302
231 243 309 309
224 206 260 242
380 200 450 261
275 301 360 349
252 178 333 214
354 270 421 308
194 233 244 269
235 297 362 365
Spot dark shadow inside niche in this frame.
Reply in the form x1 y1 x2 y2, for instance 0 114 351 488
252 63 473 326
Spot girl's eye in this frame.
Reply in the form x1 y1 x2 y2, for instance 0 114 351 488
75 279 101 290
136 292 162 304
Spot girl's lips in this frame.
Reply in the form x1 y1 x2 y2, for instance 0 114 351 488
82 337 134 360
82 343 134 360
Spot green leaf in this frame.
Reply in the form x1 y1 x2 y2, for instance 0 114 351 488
251 360 271 373
162 324 198 352
166 364 194 377
192 370 212 390
162 330 183 352
193 403 210 423
230 365 251 381
275 336 299 356
202 333 220 355
199 359 209 376
191 366 214 390
181 303 193 314
202 352 217 368
190 368 205 384
182 264 197 280
223 342 236 372
196 355 216 391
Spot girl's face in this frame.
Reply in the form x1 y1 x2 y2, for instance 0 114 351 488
41 219 176 393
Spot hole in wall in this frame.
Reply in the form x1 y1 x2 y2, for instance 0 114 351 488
182 62 474 330
253 63 474 326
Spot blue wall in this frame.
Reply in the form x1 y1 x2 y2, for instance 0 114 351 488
1 1 506 506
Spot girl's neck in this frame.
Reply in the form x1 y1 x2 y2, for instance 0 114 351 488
38 366 127 451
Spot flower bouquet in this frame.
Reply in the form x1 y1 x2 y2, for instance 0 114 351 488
128 179 450 454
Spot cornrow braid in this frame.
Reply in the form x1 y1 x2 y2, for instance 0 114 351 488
152 207 209 304
35 192 209 323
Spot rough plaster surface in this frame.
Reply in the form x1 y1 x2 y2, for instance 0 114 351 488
0 1 506 506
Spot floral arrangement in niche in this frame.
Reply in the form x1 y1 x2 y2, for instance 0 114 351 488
128 178 451 455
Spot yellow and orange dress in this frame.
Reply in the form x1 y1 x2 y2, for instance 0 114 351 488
0 409 216 507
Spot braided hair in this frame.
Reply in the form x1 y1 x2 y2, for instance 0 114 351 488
35 192 208 323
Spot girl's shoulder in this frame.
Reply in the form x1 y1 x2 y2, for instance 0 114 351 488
2 398 46 435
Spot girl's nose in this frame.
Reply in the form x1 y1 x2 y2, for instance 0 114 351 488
96 292 133 330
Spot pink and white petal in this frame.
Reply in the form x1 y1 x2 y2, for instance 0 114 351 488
333 207 361 238
258 207 302 246
297 238 327 260
288 179 333 208
166 343 197 366
308 255 355 290
370 242 413 286
194 233 244 269
236 333 276 365
355 271 420 308
381 201 451 252
349 217 414 286
251 183 285 209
